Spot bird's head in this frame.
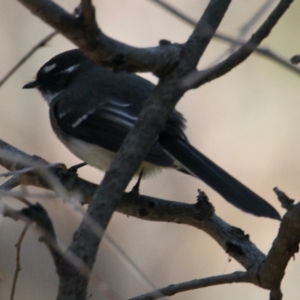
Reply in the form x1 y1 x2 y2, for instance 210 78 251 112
23 49 87 104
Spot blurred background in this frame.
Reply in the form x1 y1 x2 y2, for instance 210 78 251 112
1 0 300 299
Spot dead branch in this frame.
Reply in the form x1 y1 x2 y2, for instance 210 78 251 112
0 138 295 298
10 224 30 300
0 31 57 88
181 0 294 90
151 0 300 76
129 271 251 300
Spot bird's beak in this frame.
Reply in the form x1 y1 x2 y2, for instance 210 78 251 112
23 80 39 89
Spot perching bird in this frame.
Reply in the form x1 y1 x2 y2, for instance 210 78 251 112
23 49 280 220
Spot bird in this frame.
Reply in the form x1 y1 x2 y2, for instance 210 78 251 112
23 49 280 220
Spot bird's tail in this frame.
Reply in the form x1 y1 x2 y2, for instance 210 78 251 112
159 136 280 220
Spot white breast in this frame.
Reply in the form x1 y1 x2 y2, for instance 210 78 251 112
60 136 164 178
63 137 116 171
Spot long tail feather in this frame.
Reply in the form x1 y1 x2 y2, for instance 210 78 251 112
159 137 280 220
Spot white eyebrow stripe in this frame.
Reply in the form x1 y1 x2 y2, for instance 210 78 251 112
63 64 80 74
43 63 57 73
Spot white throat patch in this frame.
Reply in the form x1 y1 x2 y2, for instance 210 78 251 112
42 90 63 105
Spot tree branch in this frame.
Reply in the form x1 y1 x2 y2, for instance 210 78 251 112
184 0 231 67
0 139 268 273
17 0 181 75
181 0 294 90
151 0 300 76
0 31 57 88
1 137 299 297
129 271 251 300
3 202 93 299
259 201 300 291
10 224 30 300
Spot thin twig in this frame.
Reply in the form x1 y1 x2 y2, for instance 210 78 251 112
0 31 57 88
4 200 155 300
129 271 251 300
238 0 275 40
3 203 92 285
0 140 69 200
151 0 300 76
10 223 30 300
5 192 32 207
273 187 294 210
214 0 276 63
0 163 64 179
0 176 21 191
181 0 294 90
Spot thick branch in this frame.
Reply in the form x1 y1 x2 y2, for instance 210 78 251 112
2 139 300 296
17 0 180 75
185 0 231 66
0 139 266 271
259 202 300 290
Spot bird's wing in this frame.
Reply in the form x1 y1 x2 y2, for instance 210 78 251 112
52 96 174 167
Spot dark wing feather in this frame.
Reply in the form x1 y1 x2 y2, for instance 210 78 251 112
159 134 280 220
53 94 174 167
